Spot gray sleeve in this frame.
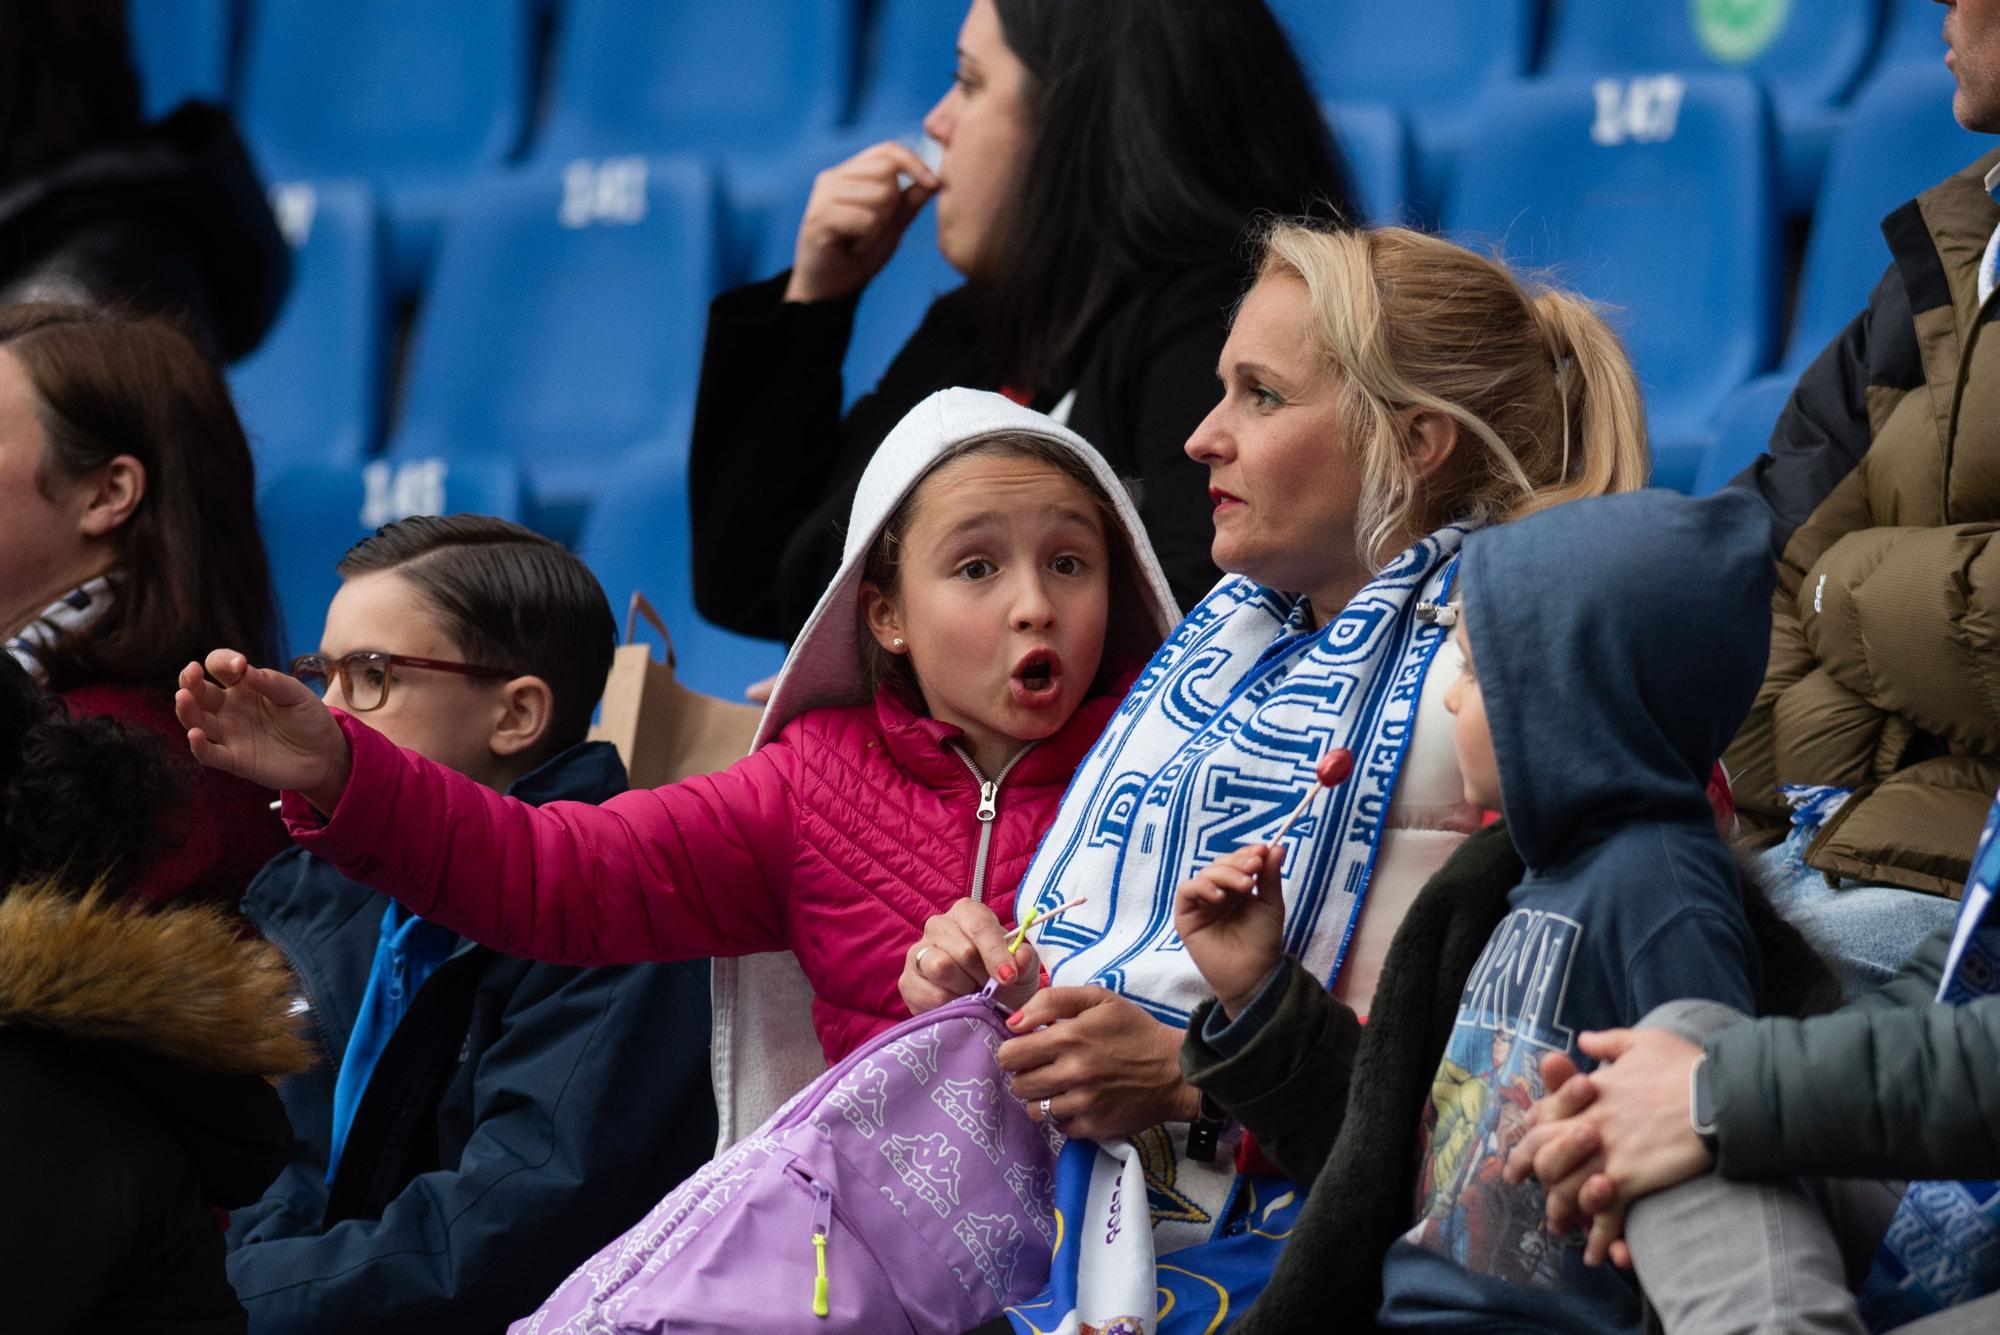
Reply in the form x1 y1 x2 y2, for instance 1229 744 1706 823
1708 932 2000 1181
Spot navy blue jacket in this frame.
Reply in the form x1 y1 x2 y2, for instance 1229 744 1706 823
1378 489 1774 1332
225 741 716 1332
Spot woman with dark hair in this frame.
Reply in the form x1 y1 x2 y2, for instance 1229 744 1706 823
690 0 1352 644
0 303 288 903
0 0 289 362
0 652 307 1332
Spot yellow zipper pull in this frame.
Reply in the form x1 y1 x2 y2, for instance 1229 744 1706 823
810 1181 833 1318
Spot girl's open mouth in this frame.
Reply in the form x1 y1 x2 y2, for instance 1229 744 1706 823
1209 487 1244 512
1010 649 1064 707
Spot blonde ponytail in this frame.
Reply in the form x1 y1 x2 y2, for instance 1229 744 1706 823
1524 290 1650 516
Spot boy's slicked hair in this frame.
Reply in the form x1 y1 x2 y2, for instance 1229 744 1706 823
337 515 616 755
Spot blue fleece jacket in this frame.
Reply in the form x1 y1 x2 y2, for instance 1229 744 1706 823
1377 488 1775 1333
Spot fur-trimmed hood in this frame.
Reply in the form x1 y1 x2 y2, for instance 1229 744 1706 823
0 884 313 1078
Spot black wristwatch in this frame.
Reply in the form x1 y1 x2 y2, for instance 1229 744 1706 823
1187 1089 1230 1163
1688 1052 1720 1159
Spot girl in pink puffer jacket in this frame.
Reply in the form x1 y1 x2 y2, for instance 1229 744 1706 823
175 391 1180 1090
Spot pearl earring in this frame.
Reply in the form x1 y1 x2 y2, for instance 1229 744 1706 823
891 637 906 651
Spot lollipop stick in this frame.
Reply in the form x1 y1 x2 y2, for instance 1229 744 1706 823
1266 787 1318 848
1259 747 1356 848
1007 896 1087 953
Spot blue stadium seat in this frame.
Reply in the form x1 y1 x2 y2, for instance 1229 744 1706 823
231 181 387 474
236 0 538 287
237 0 534 184
1443 75 1784 493
1268 0 1541 212
1325 102 1413 226
537 0 858 162
259 458 527 656
129 0 236 118
388 157 722 528
1693 373 1794 496
851 0 964 133
1881 0 1948 71
1784 62 1990 371
753 188 963 410
1541 0 1882 209
576 448 787 700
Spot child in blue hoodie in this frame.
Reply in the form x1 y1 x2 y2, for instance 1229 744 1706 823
1172 488 1778 1333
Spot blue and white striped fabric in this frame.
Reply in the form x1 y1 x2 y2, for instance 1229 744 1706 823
1857 790 2000 1329
3 575 115 684
1007 525 1466 1331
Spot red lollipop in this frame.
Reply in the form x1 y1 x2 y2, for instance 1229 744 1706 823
1268 746 1356 848
1315 747 1356 789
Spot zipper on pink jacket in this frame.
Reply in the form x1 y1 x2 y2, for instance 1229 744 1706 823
946 741 1037 904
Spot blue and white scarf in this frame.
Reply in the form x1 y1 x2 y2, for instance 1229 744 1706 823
4 576 115 684
1007 526 1465 1332
1857 790 2000 1330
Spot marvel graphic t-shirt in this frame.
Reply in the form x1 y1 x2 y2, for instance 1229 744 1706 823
1377 864 1758 1333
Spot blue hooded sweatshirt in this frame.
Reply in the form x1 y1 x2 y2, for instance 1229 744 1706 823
1378 488 1776 1333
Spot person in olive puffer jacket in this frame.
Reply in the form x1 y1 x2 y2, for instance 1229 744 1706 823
1726 98 2000 993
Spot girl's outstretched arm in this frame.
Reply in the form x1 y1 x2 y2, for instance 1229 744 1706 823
282 710 796 969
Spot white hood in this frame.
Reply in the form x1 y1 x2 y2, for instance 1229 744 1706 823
753 387 1182 748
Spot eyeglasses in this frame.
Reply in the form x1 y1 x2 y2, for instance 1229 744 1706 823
290 651 512 713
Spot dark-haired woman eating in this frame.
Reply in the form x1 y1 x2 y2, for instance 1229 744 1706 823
690 0 1354 641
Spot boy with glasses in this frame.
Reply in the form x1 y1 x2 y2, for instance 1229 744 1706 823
221 515 715 1332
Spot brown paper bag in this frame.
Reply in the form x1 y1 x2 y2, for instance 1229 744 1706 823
588 593 763 788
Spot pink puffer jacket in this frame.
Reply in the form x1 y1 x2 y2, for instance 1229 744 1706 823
287 684 1126 1064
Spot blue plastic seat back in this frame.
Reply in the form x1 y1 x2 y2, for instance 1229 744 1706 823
1268 1 1539 122
1693 373 1796 495
1882 0 1948 70
259 458 527 656
1541 0 1881 124
1444 75 1783 443
576 448 787 700
539 0 857 161
852 0 964 132
390 157 721 504
1787 63 1991 369
236 0 535 186
130 0 236 118
1325 102 1412 225
231 181 387 473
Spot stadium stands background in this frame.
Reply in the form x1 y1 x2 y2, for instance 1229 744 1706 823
128 0 1970 693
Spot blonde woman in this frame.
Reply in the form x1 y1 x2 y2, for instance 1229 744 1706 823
906 224 1650 1333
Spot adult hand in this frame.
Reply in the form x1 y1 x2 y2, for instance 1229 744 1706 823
173 650 352 813
784 141 939 304
1174 843 1286 1019
901 899 1041 1015
999 987 1201 1143
1503 1029 1715 1267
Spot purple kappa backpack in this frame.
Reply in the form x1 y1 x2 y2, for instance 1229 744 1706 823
511 982 1060 1334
